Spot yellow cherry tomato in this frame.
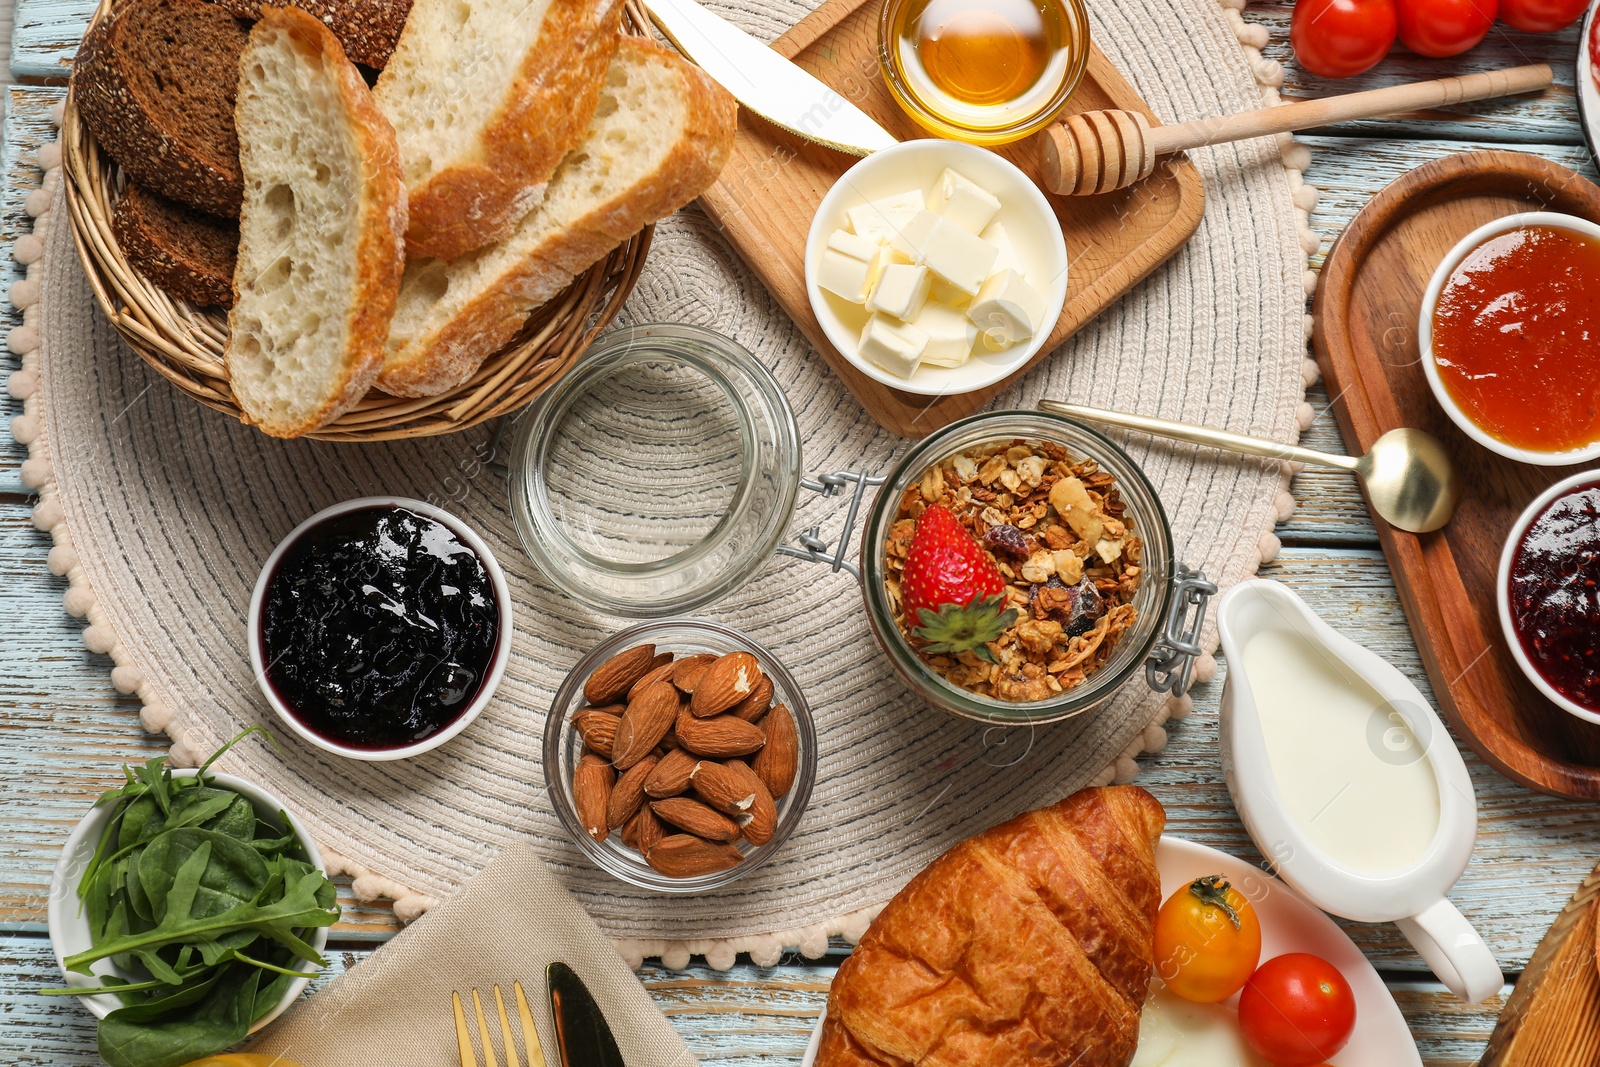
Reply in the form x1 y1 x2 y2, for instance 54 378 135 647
1153 874 1263 1003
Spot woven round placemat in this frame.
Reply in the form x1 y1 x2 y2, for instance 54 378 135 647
11 0 1320 967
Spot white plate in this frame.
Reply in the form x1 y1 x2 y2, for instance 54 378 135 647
799 835 1421 1066
803 139 1069 398
1578 1 1600 157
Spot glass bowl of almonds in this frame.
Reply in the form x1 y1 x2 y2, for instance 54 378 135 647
862 410 1180 726
544 620 817 892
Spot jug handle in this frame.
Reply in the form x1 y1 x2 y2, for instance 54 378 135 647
1396 897 1504 1004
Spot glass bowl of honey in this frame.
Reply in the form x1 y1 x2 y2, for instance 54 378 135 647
878 0 1090 145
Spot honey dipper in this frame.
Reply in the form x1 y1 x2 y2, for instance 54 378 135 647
1038 64 1553 196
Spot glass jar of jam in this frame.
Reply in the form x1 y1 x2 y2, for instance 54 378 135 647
1498 471 1600 724
248 497 513 760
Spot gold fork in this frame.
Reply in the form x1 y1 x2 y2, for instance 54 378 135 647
452 983 548 1067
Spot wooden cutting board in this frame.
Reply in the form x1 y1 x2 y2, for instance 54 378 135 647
1480 858 1600 1065
1312 150 1600 801
697 0 1205 438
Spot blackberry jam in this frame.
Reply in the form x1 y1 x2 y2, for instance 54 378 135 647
1508 481 1600 713
259 505 500 749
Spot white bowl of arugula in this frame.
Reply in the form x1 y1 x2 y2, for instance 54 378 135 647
45 729 339 1067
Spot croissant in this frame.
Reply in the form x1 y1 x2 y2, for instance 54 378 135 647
817 786 1166 1067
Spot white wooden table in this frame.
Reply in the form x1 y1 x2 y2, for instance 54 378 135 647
2 3 1598 1063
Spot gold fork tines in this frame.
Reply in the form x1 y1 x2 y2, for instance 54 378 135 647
452 982 547 1067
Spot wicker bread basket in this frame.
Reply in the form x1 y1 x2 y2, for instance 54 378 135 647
61 0 656 442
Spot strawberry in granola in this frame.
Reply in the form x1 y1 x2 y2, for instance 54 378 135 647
901 505 1019 664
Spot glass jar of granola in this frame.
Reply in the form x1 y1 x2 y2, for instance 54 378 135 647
861 410 1211 725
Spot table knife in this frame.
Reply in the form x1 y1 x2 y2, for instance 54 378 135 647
641 0 898 156
548 961 626 1067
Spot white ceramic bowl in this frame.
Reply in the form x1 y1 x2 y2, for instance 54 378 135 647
1497 470 1600 725
48 769 328 1027
1418 211 1600 466
248 496 513 761
804 139 1069 397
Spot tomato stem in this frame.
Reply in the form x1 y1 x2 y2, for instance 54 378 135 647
1188 874 1241 930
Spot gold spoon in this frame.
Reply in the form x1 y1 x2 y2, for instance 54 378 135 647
1038 400 1460 534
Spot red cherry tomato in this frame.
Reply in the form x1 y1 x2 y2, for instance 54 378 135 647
1395 0 1497 56
1290 0 1398 79
1499 0 1587 31
1237 954 1357 1067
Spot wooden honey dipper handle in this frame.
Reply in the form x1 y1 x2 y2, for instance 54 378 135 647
1039 63 1554 196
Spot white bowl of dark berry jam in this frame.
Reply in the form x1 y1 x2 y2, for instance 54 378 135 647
1498 472 1600 725
249 497 513 760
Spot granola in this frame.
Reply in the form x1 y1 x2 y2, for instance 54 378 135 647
885 439 1143 702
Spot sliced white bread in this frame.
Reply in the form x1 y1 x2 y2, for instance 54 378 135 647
225 6 407 438
376 36 736 398
373 0 625 261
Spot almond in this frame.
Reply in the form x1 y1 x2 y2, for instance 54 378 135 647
645 834 744 878
721 758 778 846
643 747 698 798
607 754 658 829
650 797 741 842
628 657 677 700
752 703 799 798
689 651 763 716
728 674 774 722
621 805 665 852
675 708 766 758
612 681 681 769
689 758 758 814
572 754 614 843
583 643 657 705
670 653 716 694
572 707 622 759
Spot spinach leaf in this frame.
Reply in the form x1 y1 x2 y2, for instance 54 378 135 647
138 828 268 924
98 963 263 1067
206 795 258 842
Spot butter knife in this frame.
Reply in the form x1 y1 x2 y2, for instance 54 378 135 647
642 0 898 156
548 962 626 1067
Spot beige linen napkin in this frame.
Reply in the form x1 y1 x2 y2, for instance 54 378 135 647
248 843 698 1067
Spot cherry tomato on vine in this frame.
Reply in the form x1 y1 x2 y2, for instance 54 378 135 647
1291 0 1398 78
1499 0 1586 32
1152 875 1263 1003
1396 0 1496 57
1238 954 1357 1067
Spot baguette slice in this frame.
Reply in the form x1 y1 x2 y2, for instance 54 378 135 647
373 0 625 261
72 0 250 218
113 183 239 307
225 6 407 438
377 37 736 397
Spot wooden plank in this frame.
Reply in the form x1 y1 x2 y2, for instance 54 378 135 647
10 0 87 82
1249 2 1585 145
0 934 1511 1066
0 85 63 492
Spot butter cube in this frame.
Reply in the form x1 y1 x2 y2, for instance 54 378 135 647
890 211 998 300
866 263 932 321
980 221 1023 276
913 301 977 367
847 190 924 246
817 229 879 303
868 243 911 293
858 314 928 379
969 269 1047 351
930 168 1001 234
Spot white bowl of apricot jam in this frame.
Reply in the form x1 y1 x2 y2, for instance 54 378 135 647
1498 471 1600 725
1419 212 1600 466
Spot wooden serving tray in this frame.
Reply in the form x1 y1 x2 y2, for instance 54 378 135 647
1313 151 1600 801
698 0 1205 438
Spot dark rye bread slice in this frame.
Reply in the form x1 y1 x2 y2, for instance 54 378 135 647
73 0 248 218
210 0 413 69
113 183 239 307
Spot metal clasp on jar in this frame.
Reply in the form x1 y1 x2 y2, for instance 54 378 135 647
1146 566 1217 698
775 471 886 580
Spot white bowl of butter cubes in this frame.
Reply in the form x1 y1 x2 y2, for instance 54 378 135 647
805 139 1068 396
